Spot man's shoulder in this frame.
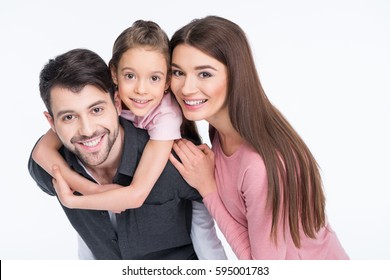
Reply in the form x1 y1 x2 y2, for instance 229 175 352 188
120 117 149 144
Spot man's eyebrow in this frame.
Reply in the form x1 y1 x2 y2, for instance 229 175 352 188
56 100 108 118
56 109 75 118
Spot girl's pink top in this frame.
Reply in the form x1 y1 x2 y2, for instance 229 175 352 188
120 93 182 140
203 134 349 260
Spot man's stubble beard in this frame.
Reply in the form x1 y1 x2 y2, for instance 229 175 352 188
68 124 120 167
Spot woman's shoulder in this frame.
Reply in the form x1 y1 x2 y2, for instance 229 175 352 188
214 138 267 180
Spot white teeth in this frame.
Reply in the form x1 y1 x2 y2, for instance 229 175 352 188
184 99 207 106
82 138 101 147
132 98 149 104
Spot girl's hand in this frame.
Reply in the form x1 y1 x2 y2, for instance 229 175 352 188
169 139 217 197
52 165 76 208
52 166 124 213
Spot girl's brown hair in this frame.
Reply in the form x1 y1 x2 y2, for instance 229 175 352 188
110 20 201 144
109 20 170 79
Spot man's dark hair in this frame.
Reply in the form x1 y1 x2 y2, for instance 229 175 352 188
39 48 115 116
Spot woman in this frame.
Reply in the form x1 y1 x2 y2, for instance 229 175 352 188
169 15 349 259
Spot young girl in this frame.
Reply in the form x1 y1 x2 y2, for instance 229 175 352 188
169 16 349 259
32 20 185 212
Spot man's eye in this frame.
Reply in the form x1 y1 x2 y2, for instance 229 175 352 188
92 108 103 114
62 115 74 122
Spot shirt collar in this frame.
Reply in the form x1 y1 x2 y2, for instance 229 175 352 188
116 117 141 177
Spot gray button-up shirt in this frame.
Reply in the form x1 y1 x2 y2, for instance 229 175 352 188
28 117 202 259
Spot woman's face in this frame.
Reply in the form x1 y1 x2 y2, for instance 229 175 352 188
170 44 228 122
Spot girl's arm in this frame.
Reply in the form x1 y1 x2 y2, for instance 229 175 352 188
32 129 105 195
52 140 173 212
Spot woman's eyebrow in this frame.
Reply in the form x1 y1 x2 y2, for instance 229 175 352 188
171 62 217 71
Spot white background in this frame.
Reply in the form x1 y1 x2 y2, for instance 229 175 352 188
0 0 389 260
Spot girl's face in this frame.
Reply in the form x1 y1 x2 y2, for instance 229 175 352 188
113 47 169 117
170 44 228 123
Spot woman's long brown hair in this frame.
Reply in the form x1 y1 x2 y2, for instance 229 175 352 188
170 16 326 247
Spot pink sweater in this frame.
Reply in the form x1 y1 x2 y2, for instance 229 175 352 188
203 134 349 260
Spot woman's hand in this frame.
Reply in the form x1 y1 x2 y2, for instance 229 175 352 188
169 139 217 197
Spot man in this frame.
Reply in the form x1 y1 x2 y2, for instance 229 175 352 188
28 48 226 259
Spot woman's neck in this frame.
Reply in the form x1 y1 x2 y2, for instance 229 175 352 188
208 109 244 156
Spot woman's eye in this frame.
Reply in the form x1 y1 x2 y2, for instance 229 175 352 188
125 73 135 79
172 69 183 77
199 72 212 78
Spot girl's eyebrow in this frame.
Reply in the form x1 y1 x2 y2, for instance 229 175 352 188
121 66 165 76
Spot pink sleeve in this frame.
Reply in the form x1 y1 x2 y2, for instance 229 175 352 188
203 192 252 259
241 164 287 259
203 163 288 260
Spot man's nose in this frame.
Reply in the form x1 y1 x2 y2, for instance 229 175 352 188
78 117 95 137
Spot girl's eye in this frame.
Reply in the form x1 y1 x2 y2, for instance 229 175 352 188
199 72 212 78
151 76 161 82
125 73 135 79
172 69 184 77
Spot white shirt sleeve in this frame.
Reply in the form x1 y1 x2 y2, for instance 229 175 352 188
77 234 96 260
190 201 228 260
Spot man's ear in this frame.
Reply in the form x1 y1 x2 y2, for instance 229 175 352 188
43 111 56 133
113 92 122 116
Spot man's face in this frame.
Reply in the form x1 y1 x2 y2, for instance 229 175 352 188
45 85 122 167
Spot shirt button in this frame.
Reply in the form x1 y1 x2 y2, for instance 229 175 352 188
111 239 117 243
